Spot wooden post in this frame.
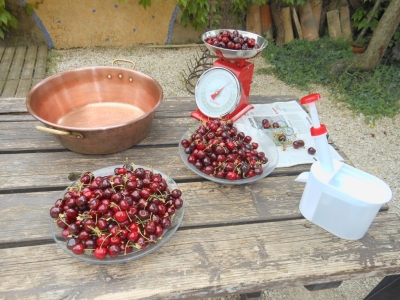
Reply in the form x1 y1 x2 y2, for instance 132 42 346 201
327 9 342 40
246 4 262 35
299 0 319 41
260 4 273 39
270 0 285 46
311 0 322 33
292 7 303 39
281 7 294 43
340 6 353 41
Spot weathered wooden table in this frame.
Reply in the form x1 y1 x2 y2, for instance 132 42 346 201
0 46 47 98
1 95 399 299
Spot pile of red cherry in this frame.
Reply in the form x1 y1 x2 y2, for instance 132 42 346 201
50 164 183 260
205 29 260 50
181 119 268 180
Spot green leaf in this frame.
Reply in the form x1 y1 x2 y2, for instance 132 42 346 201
25 4 35 15
138 0 152 9
9 15 18 28
1 13 7 25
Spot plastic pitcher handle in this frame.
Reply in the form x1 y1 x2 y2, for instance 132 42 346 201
295 172 310 183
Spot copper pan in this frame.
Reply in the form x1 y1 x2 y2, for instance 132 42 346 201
26 60 163 154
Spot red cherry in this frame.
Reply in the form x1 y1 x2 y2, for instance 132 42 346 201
158 203 167 216
114 167 127 175
247 38 256 47
127 231 139 242
155 225 164 237
226 171 238 180
62 228 70 238
72 243 85 255
107 244 120 257
174 198 184 209
94 247 107 259
114 211 128 223
110 236 121 245
97 218 108 230
97 235 110 247
244 136 252 143
144 221 156 233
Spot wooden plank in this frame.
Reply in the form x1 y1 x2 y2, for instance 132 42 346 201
327 9 342 40
33 45 48 79
340 6 352 41
0 46 5 59
1 79 19 98
0 213 399 299
299 0 319 41
15 78 32 98
246 4 263 36
260 5 273 39
0 114 34 121
0 97 27 112
0 177 388 245
292 7 303 39
20 46 38 79
31 78 44 89
0 115 352 164
0 80 4 96
281 7 294 43
0 148 326 191
0 175 310 243
311 0 322 34
0 117 198 151
0 95 300 116
0 47 16 80
7 46 26 80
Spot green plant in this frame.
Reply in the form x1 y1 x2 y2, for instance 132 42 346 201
260 37 400 122
177 0 268 30
122 0 268 30
281 0 306 5
0 0 18 39
0 0 42 39
352 0 400 46
46 50 62 76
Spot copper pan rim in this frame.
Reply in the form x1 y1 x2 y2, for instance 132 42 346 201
26 66 164 132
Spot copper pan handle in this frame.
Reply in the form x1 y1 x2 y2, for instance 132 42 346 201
35 126 83 139
112 59 136 69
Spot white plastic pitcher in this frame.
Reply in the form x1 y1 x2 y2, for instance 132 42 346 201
296 160 392 240
296 94 392 240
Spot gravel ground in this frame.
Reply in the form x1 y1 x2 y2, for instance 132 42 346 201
47 45 399 300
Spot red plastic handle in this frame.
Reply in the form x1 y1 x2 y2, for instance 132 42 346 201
310 124 327 136
300 93 321 105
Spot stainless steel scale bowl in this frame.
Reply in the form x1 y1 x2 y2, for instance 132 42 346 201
201 29 268 59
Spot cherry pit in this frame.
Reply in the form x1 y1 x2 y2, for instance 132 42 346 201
50 164 183 260
261 118 316 155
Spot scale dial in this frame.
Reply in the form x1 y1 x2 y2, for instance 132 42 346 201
195 67 241 118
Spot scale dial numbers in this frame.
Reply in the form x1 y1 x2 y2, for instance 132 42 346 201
195 67 241 118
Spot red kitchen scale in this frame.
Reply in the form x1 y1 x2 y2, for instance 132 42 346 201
191 29 268 122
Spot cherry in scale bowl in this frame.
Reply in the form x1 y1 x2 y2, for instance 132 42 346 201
202 29 268 60
179 120 279 185
50 164 185 264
